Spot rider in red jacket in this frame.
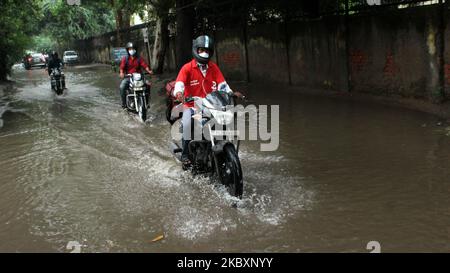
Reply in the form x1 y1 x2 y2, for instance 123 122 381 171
119 42 153 108
173 35 243 166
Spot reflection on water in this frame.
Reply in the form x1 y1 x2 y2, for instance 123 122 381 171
0 65 449 252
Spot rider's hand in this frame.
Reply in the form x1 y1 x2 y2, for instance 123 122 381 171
120 72 124 79
233 91 245 99
176 92 184 103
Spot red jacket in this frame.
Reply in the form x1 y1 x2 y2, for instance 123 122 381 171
175 59 228 107
120 56 149 74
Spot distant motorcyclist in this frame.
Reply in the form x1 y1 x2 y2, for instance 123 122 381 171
47 51 63 76
119 42 153 109
173 35 243 167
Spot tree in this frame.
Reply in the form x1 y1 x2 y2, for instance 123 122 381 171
108 0 149 45
175 0 195 70
41 0 115 48
148 0 175 73
32 34 57 54
0 0 43 81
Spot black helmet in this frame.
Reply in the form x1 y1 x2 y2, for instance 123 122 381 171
192 35 214 64
125 42 135 50
52 51 58 58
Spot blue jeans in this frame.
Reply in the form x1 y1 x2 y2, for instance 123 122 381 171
119 78 130 106
181 108 198 160
182 108 195 141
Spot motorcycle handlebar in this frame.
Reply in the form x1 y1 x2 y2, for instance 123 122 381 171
124 73 151 78
176 93 250 104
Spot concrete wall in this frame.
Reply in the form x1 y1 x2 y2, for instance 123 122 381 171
74 4 450 102
288 16 348 92
348 6 442 100
445 5 450 98
73 24 177 73
245 24 290 84
215 28 248 82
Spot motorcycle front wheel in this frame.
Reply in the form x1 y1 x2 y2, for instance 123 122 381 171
138 95 147 122
166 97 175 125
216 144 243 198
55 80 63 95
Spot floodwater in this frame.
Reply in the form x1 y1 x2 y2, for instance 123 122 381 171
0 64 450 252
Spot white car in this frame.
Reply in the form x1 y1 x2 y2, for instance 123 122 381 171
63 51 79 65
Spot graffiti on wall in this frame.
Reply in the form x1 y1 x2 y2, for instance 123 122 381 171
383 51 398 77
222 51 241 68
350 49 368 73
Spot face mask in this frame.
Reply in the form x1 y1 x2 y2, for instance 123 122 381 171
199 52 209 58
128 49 136 56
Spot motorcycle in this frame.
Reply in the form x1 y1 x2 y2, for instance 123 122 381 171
50 67 65 95
124 73 151 122
168 90 244 199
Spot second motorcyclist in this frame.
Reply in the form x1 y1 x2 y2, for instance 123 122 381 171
119 42 153 109
47 51 63 76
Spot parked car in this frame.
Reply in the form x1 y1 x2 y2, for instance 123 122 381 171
110 47 128 72
63 50 79 65
23 52 46 70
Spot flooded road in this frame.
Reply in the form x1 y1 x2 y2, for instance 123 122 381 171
1 64 450 252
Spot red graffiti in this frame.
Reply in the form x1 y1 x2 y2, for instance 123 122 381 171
383 51 398 77
222 51 241 67
350 49 368 73
445 64 450 86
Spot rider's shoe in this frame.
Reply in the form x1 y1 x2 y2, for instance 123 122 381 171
181 154 191 170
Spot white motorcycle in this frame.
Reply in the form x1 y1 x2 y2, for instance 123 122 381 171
169 91 244 198
124 73 151 122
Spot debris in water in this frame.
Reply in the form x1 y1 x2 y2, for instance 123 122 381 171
106 240 115 247
151 234 164 242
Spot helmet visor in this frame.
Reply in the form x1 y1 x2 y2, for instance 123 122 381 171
197 47 210 54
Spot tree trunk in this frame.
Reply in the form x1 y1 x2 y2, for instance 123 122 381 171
0 52 8 82
151 16 169 74
110 0 121 46
122 12 131 29
175 0 194 70
115 10 123 46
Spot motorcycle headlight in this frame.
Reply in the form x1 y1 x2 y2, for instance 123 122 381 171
134 81 144 88
209 109 234 125
132 73 142 81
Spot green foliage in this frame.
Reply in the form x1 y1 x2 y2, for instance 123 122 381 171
41 0 116 44
31 34 57 53
0 0 43 80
